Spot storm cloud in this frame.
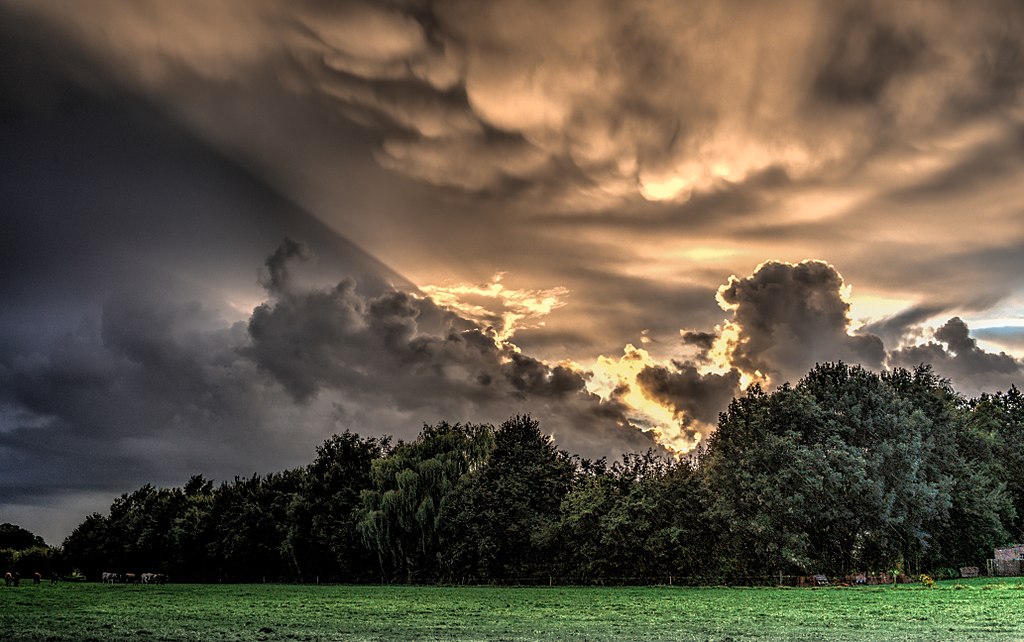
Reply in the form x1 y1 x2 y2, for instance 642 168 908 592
716 260 886 386
636 363 741 431
246 240 662 457
0 240 664 536
889 317 1024 397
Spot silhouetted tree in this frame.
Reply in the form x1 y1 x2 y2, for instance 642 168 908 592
358 421 494 582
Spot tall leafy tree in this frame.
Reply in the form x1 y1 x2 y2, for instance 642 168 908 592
0 523 46 549
559 452 711 582
168 475 216 580
62 514 109 579
208 470 303 581
703 364 949 577
887 367 1013 570
358 421 494 582
441 415 574 581
973 386 1024 541
286 432 388 582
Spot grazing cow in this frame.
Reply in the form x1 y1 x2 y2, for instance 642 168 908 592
3 572 11 587
102 572 119 584
124 572 138 585
33 572 41 584
141 572 168 585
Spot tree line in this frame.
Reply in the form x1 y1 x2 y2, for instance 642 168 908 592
52 363 1023 584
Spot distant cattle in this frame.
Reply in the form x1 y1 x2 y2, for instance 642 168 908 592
141 573 168 585
3 572 11 587
32 572 41 584
102 572 120 584
124 573 139 585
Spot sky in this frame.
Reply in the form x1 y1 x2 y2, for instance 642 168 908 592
2 0 1024 545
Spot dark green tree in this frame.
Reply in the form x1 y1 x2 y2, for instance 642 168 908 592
886 366 1013 570
441 415 574 581
62 513 109 579
0 523 46 549
358 421 494 582
703 364 949 578
285 432 388 582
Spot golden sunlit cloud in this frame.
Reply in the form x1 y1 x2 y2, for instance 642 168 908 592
703 321 761 388
583 344 701 454
638 174 693 202
420 273 569 343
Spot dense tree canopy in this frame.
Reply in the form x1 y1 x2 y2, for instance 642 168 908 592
46 364 1024 584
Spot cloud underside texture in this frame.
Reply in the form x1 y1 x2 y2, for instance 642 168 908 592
15 0 1023 209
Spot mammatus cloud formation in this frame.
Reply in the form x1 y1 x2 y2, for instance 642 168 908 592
10 0 1024 211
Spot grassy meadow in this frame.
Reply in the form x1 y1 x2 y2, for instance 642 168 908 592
2 578 1023 641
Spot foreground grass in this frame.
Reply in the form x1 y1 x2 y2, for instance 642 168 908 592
2 578 1023 641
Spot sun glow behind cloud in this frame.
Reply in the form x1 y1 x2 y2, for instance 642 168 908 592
582 344 699 454
420 273 569 343
420 274 700 453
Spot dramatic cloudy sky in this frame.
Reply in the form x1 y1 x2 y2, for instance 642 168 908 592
3 0 1024 543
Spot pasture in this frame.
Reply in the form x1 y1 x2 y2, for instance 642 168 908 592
2 578 1023 641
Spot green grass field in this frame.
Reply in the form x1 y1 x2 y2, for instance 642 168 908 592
2 578 1023 641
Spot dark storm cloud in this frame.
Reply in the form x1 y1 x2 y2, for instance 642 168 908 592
681 331 717 353
0 240 666 530
0 288 301 490
718 261 886 386
889 317 1024 397
246 240 663 457
636 363 741 428
812 6 924 106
